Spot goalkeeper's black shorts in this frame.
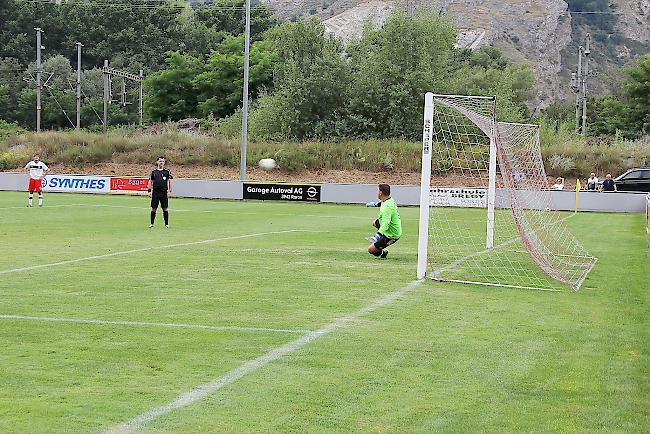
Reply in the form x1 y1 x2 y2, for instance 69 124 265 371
374 234 399 250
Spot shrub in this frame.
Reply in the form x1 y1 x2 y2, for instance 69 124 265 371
0 125 647 179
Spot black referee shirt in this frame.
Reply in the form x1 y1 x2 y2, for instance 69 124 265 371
150 169 173 192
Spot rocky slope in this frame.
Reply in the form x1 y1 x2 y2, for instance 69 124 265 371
260 0 650 107
616 0 650 43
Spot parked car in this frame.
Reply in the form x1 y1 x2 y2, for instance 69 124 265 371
614 168 650 192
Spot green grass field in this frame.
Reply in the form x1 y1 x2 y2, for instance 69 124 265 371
0 191 648 433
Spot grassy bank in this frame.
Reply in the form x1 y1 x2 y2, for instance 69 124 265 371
1 126 648 178
0 128 422 173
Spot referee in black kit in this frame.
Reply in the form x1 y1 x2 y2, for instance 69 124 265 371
148 156 173 228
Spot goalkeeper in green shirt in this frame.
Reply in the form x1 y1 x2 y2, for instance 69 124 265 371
366 184 402 259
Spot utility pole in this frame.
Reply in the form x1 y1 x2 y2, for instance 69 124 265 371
101 62 143 133
35 28 43 132
76 42 83 130
406 0 415 17
572 45 583 133
581 33 591 136
120 78 127 107
139 69 144 127
103 59 109 133
239 0 251 181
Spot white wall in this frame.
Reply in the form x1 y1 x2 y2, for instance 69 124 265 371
1 172 646 212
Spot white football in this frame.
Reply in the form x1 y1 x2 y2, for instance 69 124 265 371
258 158 277 171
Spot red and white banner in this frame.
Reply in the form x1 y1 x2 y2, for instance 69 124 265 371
110 177 149 194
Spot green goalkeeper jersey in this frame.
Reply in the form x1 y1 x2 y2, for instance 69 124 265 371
378 197 402 239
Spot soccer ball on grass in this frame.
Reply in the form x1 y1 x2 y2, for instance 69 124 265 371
258 158 278 171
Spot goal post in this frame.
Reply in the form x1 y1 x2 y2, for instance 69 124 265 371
416 92 434 280
416 93 597 290
485 136 497 249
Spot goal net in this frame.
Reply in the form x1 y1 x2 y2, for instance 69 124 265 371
416 93 597 291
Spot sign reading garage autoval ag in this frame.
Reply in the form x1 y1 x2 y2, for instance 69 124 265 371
430 187 487 208
243 182 321 202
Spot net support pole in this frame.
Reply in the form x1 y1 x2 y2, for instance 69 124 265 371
417 92 435 279
485 138 497 249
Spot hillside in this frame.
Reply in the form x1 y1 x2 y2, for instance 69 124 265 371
260 0 650 108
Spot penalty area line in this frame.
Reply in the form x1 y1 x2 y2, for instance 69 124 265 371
0 315 309 334
104 279 423 434
0 230 306 276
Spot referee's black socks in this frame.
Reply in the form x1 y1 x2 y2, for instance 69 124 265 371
150 210 156 225
163 210 169 225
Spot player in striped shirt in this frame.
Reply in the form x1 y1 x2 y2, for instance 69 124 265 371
24 154 49 207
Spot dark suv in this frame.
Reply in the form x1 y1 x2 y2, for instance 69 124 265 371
614 168 650 192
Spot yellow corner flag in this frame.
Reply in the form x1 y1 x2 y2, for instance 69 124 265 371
575 178 581 213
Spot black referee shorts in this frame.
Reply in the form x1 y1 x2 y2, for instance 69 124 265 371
374 234 398 250
151 190 169 209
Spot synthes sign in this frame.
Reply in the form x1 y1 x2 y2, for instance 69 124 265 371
243 182 321 202
43 175 110 193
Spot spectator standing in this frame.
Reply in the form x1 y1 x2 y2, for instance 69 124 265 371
587 173 599 191
602 173 617 192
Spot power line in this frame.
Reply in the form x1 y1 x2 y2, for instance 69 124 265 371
13 0 627 13
66 75 104 124
43 83 76 127
18 0 248 10
564 11 623 15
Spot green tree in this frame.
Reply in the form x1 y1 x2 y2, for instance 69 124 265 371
232 10 536 141
448 46 534 122
145 52 204 122
194 35 275 118
589 54 650 138
589 97 636 138
345 10 457 138
0 57 26 122
255 18 351 139
180 21 227 59
15 88 77 130
625 54 650 134
192 0 277 42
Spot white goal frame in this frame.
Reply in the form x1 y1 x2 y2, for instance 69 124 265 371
416 92 497 279
416 92 596 290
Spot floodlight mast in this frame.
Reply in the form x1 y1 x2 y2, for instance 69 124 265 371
239 0 251 181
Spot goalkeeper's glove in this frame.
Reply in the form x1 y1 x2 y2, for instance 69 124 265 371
365 233 381 243
366 201 378 207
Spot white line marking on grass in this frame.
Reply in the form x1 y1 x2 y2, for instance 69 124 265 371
0 230 306 275
0 315 309 334
0 202 392 220
0 203 93 210
105 279 423 434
